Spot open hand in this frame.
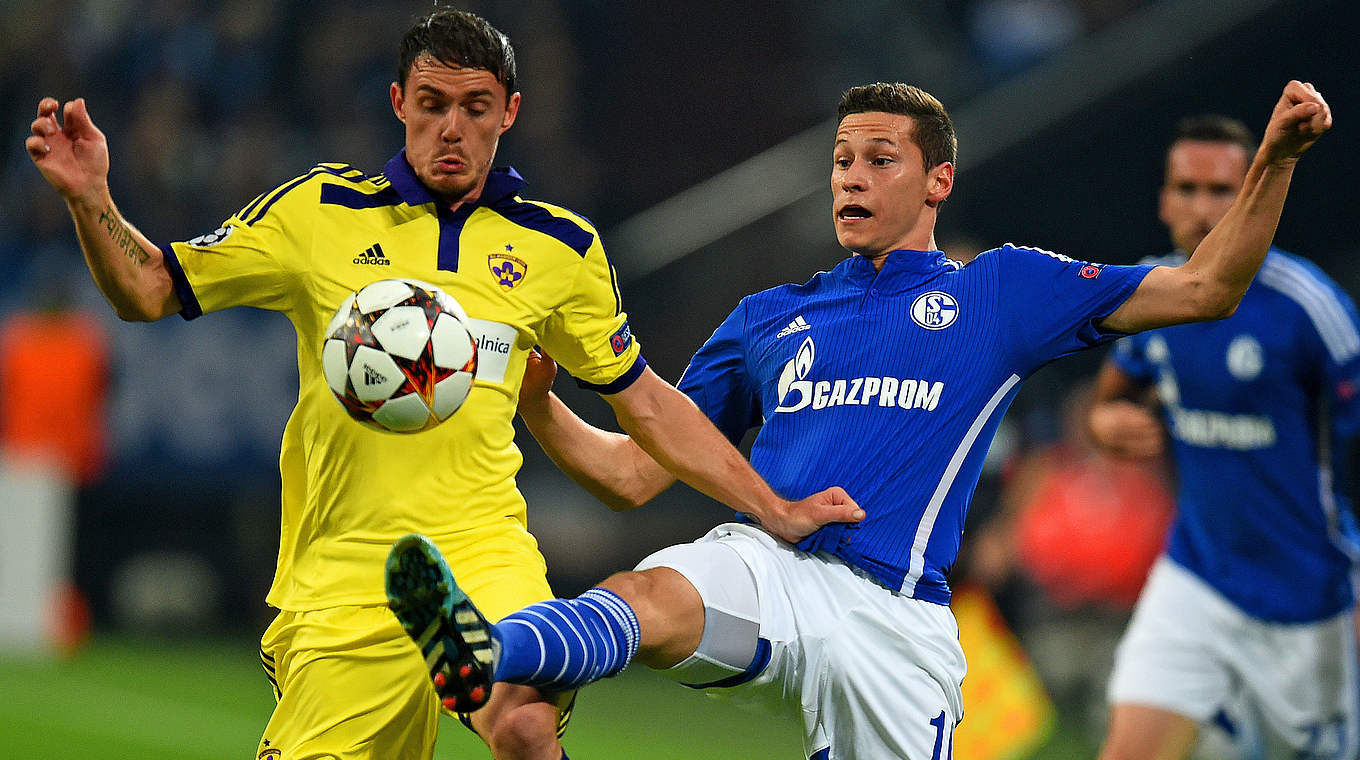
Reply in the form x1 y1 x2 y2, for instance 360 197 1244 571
760 486 864 544
27 97 110 205
1088 399 1165 459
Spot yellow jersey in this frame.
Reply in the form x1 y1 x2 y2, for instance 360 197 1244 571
163 153 643 611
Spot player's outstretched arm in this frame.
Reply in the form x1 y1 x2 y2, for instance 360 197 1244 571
1086 363 1165 459
517 349 676 510
27 97 180 321
602 367 864 543
1101 81 1332 333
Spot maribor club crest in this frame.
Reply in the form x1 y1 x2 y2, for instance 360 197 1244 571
489 252 527 291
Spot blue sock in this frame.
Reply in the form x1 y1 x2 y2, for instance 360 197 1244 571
492 588 640 690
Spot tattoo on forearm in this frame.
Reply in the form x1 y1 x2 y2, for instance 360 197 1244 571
98 205 150 267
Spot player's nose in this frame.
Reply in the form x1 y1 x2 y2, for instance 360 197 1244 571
838 161 868 192
439 112 463 143
1190 192 1223 221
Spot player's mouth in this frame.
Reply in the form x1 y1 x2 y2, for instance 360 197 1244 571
836 204 874 222
434 155 467 172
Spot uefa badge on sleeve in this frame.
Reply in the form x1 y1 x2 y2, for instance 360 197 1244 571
610 322 634 356
1337 379 1358 402
1079 264 1103 279
187 225 235 247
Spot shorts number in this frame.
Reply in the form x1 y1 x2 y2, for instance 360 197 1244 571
1299 714 1346 760
930 710 956 760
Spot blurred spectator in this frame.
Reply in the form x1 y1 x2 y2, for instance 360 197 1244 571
1008 382 1172 610
0 252 110 485
965 380 1174 739
966 382 1172 608
0 250 108 655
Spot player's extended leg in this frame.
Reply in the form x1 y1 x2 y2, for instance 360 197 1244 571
1099 703 1199 760
385 533 706 705
386 534 567 760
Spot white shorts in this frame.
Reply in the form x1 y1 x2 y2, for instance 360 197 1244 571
1108 556 1360 758
635 523 966 760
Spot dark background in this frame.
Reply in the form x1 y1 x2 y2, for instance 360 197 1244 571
1 0 1356 636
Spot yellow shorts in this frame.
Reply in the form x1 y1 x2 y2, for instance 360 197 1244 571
437 524 553 623
256 544 565 760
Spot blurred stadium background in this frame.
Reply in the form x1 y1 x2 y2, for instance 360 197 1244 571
1 0 1357 757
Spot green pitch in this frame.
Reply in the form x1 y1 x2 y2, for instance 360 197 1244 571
0 636 803 759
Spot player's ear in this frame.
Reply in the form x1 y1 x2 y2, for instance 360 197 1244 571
926 161 954 207
500 91 521 134
391 82 407 124
1157 184 1173 228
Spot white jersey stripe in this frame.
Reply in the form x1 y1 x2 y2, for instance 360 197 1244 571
1316 404 1360 564
902 373 1022 595
1269 260 1360 360
1004 243 1073 262
1259 258 1360 363
1137 252 1189 268
1260 260 1355 361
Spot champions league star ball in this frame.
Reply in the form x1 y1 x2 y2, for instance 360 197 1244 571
322 279 478 433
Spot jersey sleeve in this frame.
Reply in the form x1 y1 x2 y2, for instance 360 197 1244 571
1108 333 1156 383
160 174 317 320
538 237 645 394
676 298 762 445
995 244 1154 370
1306 274 1360 438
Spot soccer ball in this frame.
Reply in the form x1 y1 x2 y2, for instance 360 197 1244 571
322 279 478 433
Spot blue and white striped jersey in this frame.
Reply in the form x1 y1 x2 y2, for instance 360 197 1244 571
678 246 1152 604
1112 248 1360 623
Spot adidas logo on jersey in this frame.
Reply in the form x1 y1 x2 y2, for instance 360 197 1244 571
354 243 391 266
776 315 811 338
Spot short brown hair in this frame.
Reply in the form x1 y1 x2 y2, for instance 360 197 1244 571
1166 115 1255 169
838 83 957 170
398 9 517 97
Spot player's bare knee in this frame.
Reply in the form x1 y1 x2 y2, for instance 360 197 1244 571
598 568 704 668
1097 739 1135 760
596 569 649 600
1099 739 1180 760
1099 707 1196 760
597 569 674 624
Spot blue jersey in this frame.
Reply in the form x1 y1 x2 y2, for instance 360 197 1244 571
1111 248 1360 623
678 246 1152 604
